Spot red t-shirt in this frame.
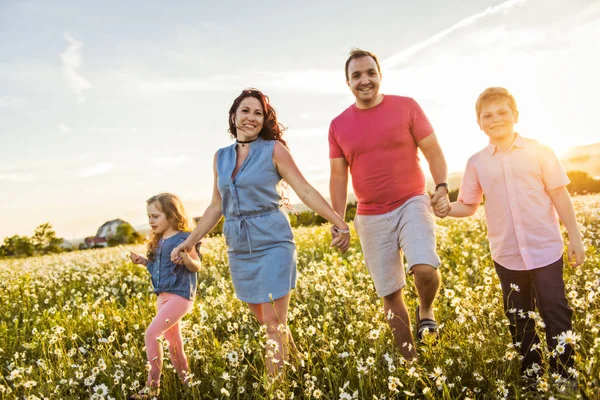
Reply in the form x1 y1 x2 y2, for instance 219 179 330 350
329 95 434 215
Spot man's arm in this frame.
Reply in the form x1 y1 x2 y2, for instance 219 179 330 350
547 186 585 267
329 157 349 219
417 133 449 216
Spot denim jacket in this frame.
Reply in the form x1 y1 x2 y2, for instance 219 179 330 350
146 231 197 301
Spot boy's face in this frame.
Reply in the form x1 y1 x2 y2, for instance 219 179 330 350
477 99 518 142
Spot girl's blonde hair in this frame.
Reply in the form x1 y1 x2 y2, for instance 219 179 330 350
146 193 192 260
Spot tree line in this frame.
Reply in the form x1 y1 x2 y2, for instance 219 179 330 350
3 171 597 259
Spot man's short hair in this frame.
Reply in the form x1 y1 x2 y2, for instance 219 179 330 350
345 48 382 81
475 87 519 120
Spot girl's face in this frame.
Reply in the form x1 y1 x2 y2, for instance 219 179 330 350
147 202 173 235
233 97 264 139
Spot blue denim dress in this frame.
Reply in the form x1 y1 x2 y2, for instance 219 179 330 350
217 137 297 304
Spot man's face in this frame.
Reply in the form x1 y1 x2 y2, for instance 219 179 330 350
346 56 382 108
477 99 518 142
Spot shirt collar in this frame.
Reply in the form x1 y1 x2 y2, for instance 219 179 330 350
486 133 527 155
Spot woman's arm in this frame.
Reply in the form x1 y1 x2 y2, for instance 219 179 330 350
273 142 350 250
171 153 223 262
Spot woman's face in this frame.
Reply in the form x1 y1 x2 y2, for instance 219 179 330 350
233 96 264 139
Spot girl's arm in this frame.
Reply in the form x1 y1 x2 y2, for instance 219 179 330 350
547 186 586 267
273 142 351 250
447 201 479 218
130 252 149 266
179 247 202 272
171 153 223 261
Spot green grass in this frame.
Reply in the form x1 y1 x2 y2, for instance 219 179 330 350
1 194 599 399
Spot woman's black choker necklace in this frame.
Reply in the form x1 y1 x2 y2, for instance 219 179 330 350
236 137 259 147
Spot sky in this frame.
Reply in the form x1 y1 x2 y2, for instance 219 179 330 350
1 0 599 241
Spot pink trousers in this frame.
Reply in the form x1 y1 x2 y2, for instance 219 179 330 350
145 292 194 386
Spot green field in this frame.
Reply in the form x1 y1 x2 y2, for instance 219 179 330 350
1 195 599 399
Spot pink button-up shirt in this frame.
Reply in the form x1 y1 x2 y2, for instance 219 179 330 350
458 134 569 271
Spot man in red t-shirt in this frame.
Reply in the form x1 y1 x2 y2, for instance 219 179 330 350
329 48 450 360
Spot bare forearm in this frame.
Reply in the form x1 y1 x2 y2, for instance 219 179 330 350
448 201 478 218
298 186 347 227
549 188 582 240
428 154 448 186
187 205 223 245
329 177 348 219
181 255 202 272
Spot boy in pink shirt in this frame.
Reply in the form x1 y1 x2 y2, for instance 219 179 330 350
440 87 585 389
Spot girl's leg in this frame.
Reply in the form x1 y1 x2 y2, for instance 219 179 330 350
145 293 193 387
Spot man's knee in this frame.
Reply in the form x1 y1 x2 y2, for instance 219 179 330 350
412 264 440 283
383 287 405 305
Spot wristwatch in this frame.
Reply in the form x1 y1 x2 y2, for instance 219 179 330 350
435 182 448 192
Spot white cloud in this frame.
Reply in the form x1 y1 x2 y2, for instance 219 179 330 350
58 123 72 133
150 155 191 168
0 96 26 108
77 163 113 177
0 172 36 182
90 127 138 134
59 33 91 103
381 0 528 69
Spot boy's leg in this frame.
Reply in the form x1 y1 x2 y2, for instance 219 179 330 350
494 262 543 380
531 258 574 378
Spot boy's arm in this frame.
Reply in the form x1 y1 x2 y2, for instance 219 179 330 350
447 201 479 218
179 248 202 273
547 186 585 267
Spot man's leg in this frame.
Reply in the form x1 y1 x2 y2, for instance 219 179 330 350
411 264 441 321
399 195 442 324
354 212 411 358
383 288 418 360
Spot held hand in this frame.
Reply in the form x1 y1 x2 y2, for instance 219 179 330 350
330 225 339 239
331 232 350 252
170 242 187 264
431 189 450 218
433 196 451 218
179 250 191 263
568 237 586 267
331 225 351 252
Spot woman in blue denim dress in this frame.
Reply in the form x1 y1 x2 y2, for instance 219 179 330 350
171 89 350 375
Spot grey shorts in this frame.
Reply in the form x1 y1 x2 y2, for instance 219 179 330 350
354 194 441 297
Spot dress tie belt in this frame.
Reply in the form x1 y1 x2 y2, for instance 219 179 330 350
230 208 280 254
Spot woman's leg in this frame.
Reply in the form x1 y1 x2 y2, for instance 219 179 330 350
248 301 300 357
144 293 193 387
247 293 293 375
